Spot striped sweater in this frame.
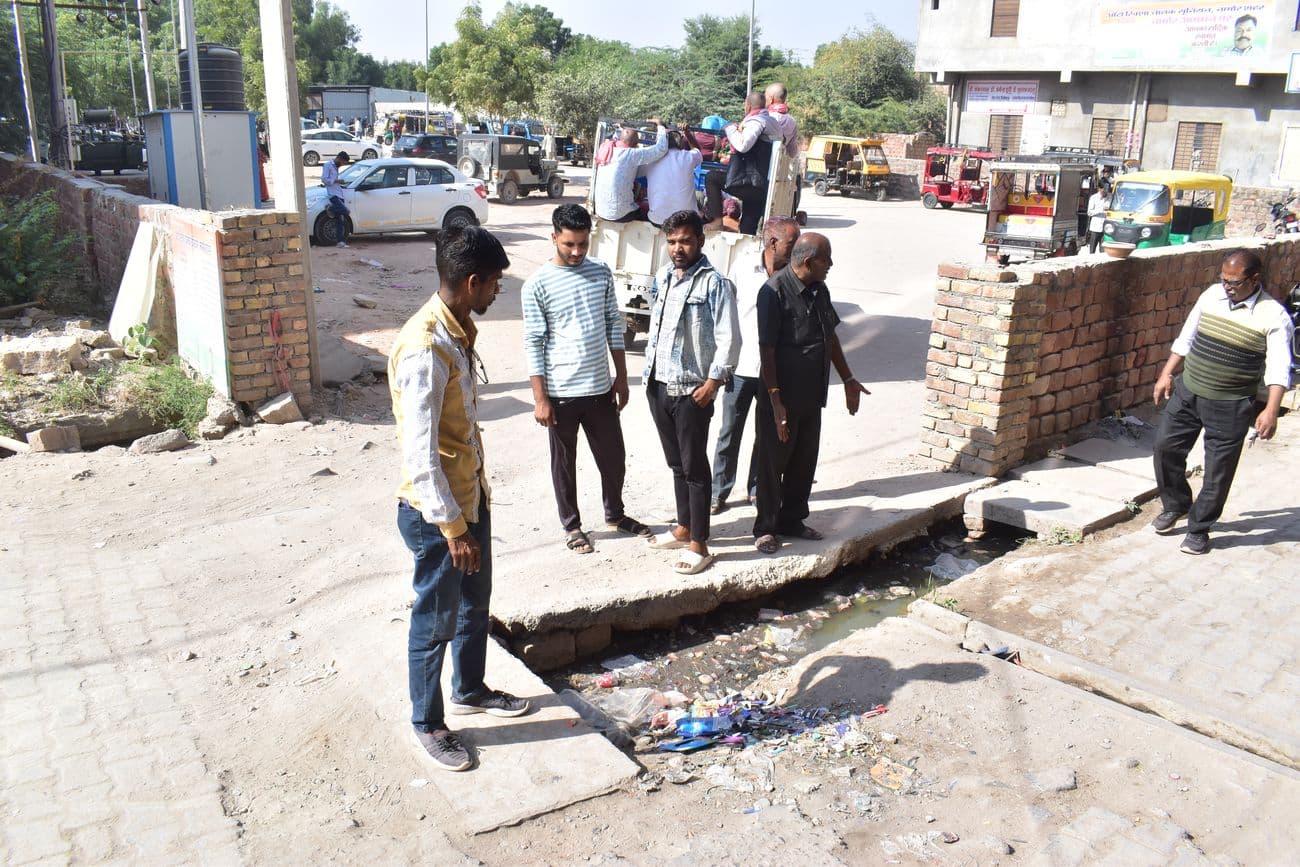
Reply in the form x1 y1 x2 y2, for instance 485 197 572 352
522 257 624 398
1173 286 1294 401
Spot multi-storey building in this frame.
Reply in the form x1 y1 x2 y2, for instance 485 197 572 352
915 0 1300 206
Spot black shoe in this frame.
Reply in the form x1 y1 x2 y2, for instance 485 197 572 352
449 689 530 717
710 499 728 515
1151 510 1185 535
412 728 472 772
1179 532 1210 555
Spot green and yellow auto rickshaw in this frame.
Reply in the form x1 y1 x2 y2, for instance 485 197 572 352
1103 171 1232 248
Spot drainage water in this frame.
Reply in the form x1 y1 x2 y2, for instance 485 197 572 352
544 518 1023 698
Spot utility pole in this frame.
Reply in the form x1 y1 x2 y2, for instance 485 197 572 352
745 0 755 94
177 0 207 208
137 1 156 110
37 0 74 169
423 0 429 133
10 0 41 160
123 13 139 117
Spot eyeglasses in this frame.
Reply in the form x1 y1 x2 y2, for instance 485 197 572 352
470 347 489 385
1220 276 1256 288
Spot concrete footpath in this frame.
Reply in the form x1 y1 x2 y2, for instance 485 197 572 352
943 411 1300 771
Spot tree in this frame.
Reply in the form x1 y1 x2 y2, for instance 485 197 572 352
426 2 551 118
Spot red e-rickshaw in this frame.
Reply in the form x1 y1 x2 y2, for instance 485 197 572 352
920 146 996 209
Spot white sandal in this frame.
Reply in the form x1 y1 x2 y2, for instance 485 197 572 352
672 550 714 575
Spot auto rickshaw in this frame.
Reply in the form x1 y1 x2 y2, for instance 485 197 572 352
1102 171 1232 248
920 146 995 209
805 135 891 201
982 158 1092 262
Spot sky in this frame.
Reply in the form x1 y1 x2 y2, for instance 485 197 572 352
330 0 920 66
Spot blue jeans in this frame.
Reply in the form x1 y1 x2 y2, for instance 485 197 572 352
328 195 349 244
397 500 492 732
711 374 760 503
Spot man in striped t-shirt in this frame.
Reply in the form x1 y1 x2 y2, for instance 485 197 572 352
1152 249 1294 555
523 204 653 554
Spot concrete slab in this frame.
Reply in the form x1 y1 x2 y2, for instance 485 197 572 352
1009 456 1158 504
964 478 1132 536
755 616 1300 865
1058 437 1157 481
425 640 639 834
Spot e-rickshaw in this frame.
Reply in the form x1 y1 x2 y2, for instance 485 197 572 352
920 146 995 209
1102 171 1232 248
982 158 1092 262
805 135 891 200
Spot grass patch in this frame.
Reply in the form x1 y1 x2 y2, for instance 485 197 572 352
43 366 124 413
124 361 213 437
0 415 14 438
1019 526 1084 547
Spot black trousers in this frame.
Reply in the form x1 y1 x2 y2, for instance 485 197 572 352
1087 229 1104 253
752 401 822 538
704 169 768 235
647 380 714 543
548 390 627 532
711 374 760 503
1153 377 1256 534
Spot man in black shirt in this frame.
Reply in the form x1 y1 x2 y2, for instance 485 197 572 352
753 233 870 554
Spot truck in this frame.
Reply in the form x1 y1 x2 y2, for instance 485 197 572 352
585 119 800 345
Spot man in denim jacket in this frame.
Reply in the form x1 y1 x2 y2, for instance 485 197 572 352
643 209 740 574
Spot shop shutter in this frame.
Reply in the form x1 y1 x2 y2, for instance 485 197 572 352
1172 122 1222 172
1089 118 1129 155
991 0 1021 37
988 115 1024 155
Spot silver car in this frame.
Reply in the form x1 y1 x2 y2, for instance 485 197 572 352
305 158 489 245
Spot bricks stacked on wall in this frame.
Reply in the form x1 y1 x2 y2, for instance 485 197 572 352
920 237 1300 477
921 264 1040 477
886 156 926 200
214 211 312 405
1226 185 1291 239
877 133 938 160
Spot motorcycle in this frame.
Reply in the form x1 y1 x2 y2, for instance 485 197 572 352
1258 200 1300 236
1287 284 1300 383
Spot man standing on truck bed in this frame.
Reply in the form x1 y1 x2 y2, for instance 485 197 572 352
593 119 669 222
523 204 654 555
704 92 781 235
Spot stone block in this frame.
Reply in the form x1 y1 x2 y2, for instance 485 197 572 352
255 392 304 424
1010 457 1156 504
964 479 1132 537
204 395 244 428
514 630 576 671
129 428 189 454
1058 437 1157 481
27 425 81 452
1 334 84 374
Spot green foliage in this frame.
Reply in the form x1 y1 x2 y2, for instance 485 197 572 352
124 323 158 359
427 2 552 118
125 360 213 436
0 189 84 307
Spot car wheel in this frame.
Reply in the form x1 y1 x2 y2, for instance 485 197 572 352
939 201 954 209
921 192 939 209
499 178 519 204
458 157 480 177
313 213 338 245
813 180 828 197
362 148 377 160
547 175 564 198
442 207 479 231
303 150 320 167
840 188 854 197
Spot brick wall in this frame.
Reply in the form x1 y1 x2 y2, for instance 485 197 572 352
878 133 938 160
921 237 1300 476
0 153 314 408
213 211 313 404
1227 184 1290 238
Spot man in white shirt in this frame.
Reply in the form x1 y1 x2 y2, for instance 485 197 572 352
593 120 669 222
643 125 704 226
711 217 800 514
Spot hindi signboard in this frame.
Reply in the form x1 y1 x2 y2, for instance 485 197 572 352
1095 1 1272 68
965 80 1039 115
170 218 232 397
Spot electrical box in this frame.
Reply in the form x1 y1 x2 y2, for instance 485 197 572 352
142 110 262 210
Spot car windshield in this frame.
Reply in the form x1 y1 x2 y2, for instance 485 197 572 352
337 163 368 185
1111 182 1171 216
863 146 888 165
396 135 420 147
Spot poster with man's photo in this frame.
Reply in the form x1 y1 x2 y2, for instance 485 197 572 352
1095 1 1271 67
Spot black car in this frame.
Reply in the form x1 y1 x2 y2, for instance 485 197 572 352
394 133 458 161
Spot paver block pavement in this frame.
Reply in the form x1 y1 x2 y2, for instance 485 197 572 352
1010 456 1158 504
964 479 1133 536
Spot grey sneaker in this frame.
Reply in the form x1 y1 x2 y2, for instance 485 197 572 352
412 728 471 772
1151 510 1185 534
449 689 530 717
1179 532 1210 555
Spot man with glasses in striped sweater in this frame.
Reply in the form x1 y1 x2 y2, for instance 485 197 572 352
1151 249 1294 554
523 204 654 554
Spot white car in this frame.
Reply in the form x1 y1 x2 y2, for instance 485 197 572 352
301 129 378 166
305 158 489 245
